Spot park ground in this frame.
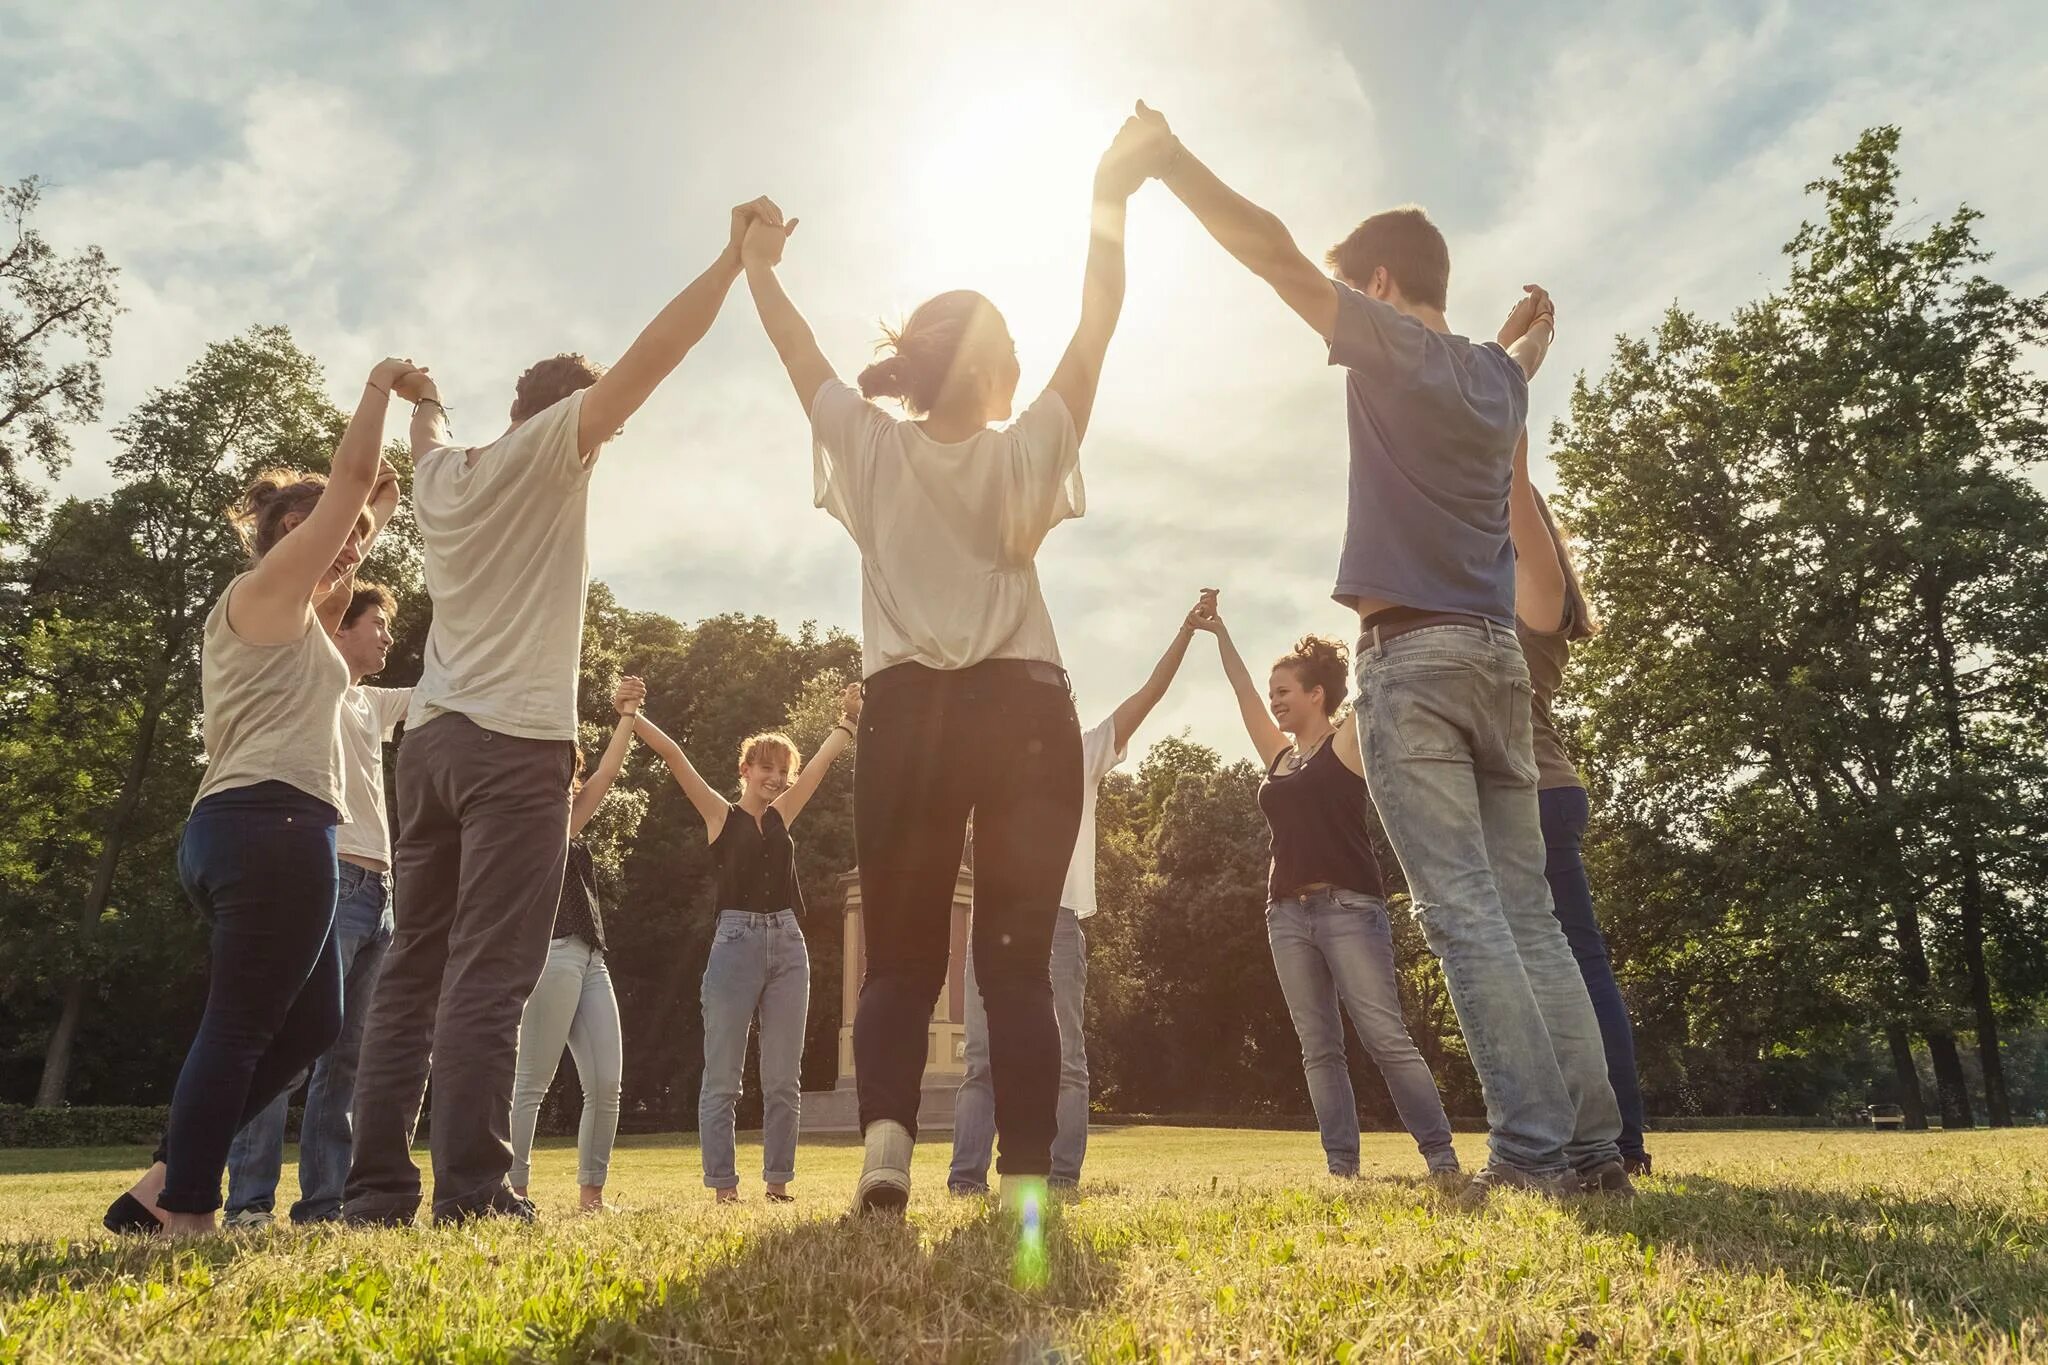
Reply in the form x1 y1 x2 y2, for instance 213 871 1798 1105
0 1126 2043 1362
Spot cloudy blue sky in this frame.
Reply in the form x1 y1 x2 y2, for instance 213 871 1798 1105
8 0 2045 760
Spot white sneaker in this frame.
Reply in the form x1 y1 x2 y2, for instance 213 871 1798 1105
853 1120 912 1215
223 1207 273 1231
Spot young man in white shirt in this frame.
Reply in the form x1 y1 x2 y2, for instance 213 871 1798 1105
222 583 409 1226
947 603 1206 1194
345 201 772 1226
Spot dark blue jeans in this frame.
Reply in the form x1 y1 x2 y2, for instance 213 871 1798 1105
1539 785 1648 1161
158 781 344 1214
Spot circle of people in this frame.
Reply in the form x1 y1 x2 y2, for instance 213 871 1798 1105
104 103 1648 1237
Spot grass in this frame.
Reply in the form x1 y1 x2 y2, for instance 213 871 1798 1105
1 1126 2045 1362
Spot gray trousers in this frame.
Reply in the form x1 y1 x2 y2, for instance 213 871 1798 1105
344 713 574 1223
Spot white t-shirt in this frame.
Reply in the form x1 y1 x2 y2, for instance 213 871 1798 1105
407 391 592 740
1063 717 1128 918
336 684 412 866
811 379 1082 678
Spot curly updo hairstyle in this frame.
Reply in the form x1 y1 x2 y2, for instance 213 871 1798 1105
1273 634 1350 716
229 469 330 560
857 290 1005 418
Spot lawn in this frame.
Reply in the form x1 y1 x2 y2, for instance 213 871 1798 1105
0 1126 2043 1362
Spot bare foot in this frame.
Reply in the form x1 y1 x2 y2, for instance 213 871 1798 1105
765 1183 793 1203
512 1186 529 1200
164 1211 218 1238
578 1185 604 1212
120 1163 175 1232
713 1186 739 1205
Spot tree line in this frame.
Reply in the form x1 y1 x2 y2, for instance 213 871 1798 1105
2 129 2043 1131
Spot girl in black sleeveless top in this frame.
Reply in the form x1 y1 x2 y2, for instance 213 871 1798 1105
1192 595 1458 1179
633 683 861 1203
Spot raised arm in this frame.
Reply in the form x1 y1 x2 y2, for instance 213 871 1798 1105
1190 594 1290 768
772 683 861 826
1498 285 1556 381
1510 428 1567 633
230 357 415 645
574 201 766 460
569 679 643 837
1134 102 1338 342
741 203 838 413
1109 603 1202 752
397 369 451 461
632 709 731 841
1042 119 1151 441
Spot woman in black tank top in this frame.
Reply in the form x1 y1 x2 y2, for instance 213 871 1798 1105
1191 594 1458 1179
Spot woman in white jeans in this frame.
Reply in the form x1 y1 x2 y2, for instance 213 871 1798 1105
509 676 643 1213
633 683 861 1202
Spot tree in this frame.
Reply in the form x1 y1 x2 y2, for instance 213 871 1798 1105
0 177 120 539
1556 127 2048 1128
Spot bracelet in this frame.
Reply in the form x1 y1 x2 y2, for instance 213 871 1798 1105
415 396 447 412
833 721 855 739
367 381 390 397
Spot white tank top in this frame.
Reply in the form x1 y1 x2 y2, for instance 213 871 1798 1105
190 573 351 815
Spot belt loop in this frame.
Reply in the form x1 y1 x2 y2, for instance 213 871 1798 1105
1371 624 1384 656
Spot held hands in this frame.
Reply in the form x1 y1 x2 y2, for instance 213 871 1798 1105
1098 100 1180 200
1186 587 1222 634
838 682 863 728
369 357 425 396
1498 285 1556 347
734 196 798 271
614 675 647 717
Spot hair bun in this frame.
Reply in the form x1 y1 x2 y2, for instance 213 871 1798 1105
857 355 908 401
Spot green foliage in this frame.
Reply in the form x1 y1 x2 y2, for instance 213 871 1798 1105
0 1103 168 1147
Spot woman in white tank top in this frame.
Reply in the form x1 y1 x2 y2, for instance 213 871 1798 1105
735 112 1175 1217
105 357 420 1237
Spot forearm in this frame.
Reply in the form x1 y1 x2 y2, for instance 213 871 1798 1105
332 384 393 489
593 712 636 785
409 397 450 458
1161 145 1298 279
639 248 744 361
747 264 817 366
1507 319 1554 380
1079 195 1128 342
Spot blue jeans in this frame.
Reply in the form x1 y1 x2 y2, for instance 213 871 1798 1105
158 782 343 1214
1356 624 1621 1177
224 861 394 1221
1541 786 1648 1162
510 935 623 1188
1265 888 1458 1175
699 910 810 1189
950 907 1089 1191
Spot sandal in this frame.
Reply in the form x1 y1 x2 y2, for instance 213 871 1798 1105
104 1191 165 1237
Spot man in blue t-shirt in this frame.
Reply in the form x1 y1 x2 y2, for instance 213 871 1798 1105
1128 102 1626 1198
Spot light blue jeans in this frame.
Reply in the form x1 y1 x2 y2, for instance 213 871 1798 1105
1356 622 1621 1177
224 860 393 1222
1265 888 1458 1175
699 910 811 1189
950 906 1089 1191
509 935 622 1189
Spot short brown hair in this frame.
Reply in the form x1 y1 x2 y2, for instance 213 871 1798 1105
340 581 396 631
230 469 369 561
1274 634 1350 716
1326 207 1450 310
512 353 605 423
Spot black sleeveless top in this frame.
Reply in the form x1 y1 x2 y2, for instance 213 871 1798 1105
1255 736 1386 902
711 803 806 915
552 839 607 950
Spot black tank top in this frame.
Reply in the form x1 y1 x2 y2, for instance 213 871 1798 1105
1255 736 1386 902
552 839 607 951
711 803 807 915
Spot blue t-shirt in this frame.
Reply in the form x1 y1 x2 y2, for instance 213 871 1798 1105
1326 281 1528 627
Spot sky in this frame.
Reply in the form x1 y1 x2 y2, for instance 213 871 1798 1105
7 0 2047 763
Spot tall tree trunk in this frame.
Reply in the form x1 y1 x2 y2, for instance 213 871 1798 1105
31 670 172 1107
1957 867 2011 1125
1889 898 1975 1130
1883 1021 1929 1130
1925 1031 1975 1130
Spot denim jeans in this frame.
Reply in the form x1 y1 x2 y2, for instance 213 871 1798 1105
509 935 623 1189
950 907 1089 1191
1355 623 1621 1176
699 910 811 1189
158 782 343 1214
1540 786 1648 1162
225 861 395 1221
1265 888 1458 1175
853 660 1082 1177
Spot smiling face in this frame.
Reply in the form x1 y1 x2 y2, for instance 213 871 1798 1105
1267 665 1326 736
736 733 800 805
333 604 392 681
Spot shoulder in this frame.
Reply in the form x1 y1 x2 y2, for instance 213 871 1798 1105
1005 390 1076 446
811 378 892 435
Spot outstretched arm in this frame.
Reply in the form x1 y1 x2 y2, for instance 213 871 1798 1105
1498 285 1556 381
1189 593 1290 768
575 201 768 460
1510 428 1567 633
397 369 452 461
773 683 862 826
1135 103 1338 342
1109 605 1202 751
742 203 838 412
571 707 637 838
632 710 731 841
1043 119 1151 441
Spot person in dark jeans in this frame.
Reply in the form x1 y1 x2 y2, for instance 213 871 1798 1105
346 203 764 1226
105 359 414 1235
737 114 1164 1214
1509 431 1651 1173
223 583 408 1227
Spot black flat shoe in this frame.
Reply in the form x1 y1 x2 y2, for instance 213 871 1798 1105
104 1192 164 1236
765 1191 796 1204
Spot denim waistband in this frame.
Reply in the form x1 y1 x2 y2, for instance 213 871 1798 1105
337 860 389 891
716 908 799 923
1357 619 1516 659
1268 885 1385 910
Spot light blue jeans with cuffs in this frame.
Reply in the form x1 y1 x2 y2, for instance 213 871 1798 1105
699 909 811 1189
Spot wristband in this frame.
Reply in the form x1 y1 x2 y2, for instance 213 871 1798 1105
834 721 855 739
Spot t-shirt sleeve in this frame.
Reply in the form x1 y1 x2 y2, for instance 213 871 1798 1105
504 389 592 489
1082 717 1126 786
811 379 892 546
998 389 1084 557
367 686 414 739
1327 280 1427 377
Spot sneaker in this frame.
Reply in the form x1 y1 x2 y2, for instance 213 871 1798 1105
853 1120 912 1216
1457 1163 1571 1206
1425 1168 1470 1196
1622 1153 1652 1178
946 1181 990 1198
222 1207 274 1231
432 1190 537 1226
1574 1160 1637 1198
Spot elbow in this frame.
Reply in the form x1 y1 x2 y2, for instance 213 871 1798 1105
1248 212 1301 279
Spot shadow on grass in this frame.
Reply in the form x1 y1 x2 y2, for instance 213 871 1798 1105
1567 1172 2048 1335
565 1204 1120 1363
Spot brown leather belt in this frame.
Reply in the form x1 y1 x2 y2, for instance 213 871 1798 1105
1358 606 1497 648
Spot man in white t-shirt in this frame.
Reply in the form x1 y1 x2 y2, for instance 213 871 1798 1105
948 605 1206 1193
346 201 771 1226
223 583 409 1226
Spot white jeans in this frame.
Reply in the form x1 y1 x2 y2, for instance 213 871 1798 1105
509 935 622 1188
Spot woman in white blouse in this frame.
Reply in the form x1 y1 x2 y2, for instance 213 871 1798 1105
737 113 1168 1215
